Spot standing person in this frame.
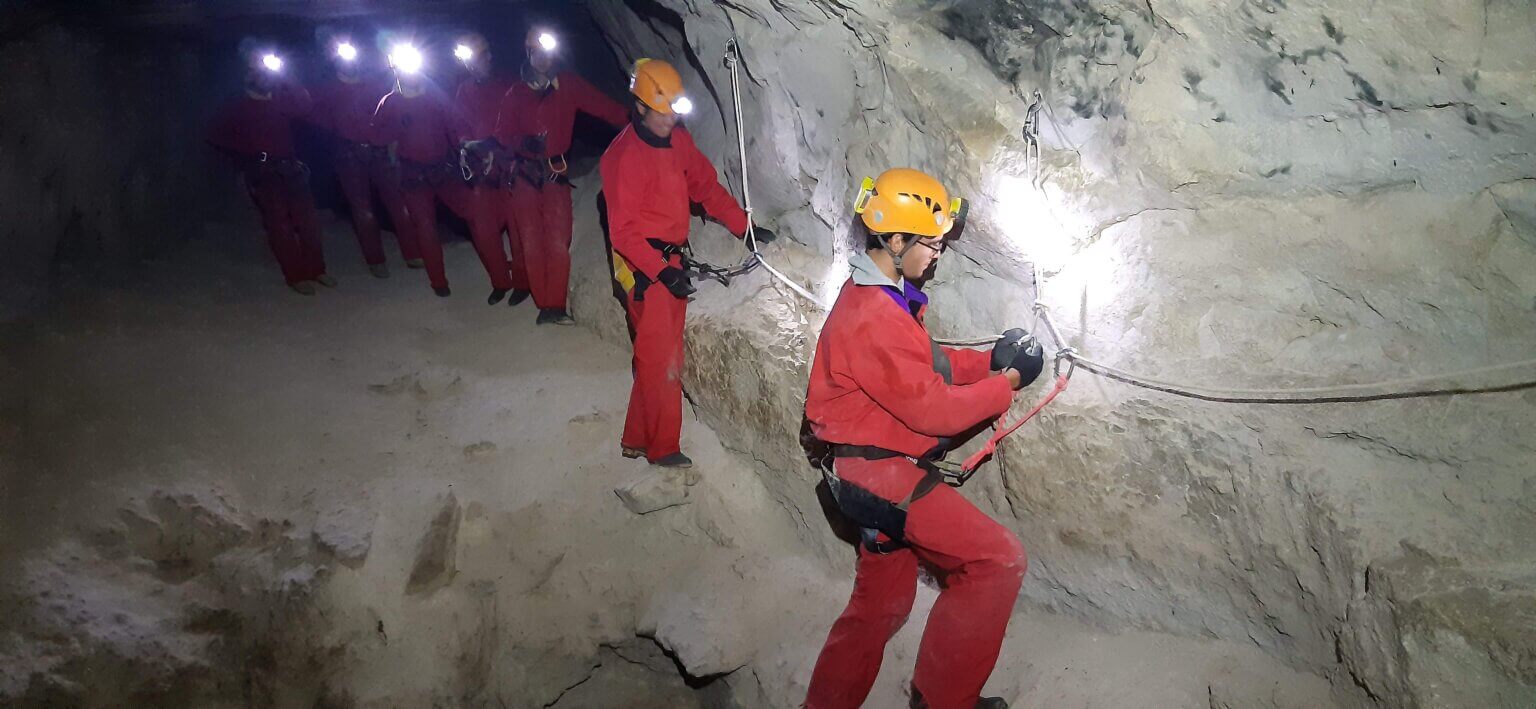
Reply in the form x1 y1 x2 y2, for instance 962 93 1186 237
451 32 526 305
599 58 775 467
372 43 470 297
802 169 1044 709
207 49 331 294
496 27 628 325
309 36 416 277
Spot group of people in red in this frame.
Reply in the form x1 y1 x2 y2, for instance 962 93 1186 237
208 26 633 324
211 22 1047 709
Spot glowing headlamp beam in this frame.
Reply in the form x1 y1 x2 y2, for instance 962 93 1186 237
537 32 558 51
454 44 474 62
670 96 694 115
390 44 424 74
335 42 358 61
260 53 283 73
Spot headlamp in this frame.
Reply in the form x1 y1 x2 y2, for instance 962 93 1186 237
537 32 558 52
454 44 474 62
335 42 358 62
670 96 693 115
390 44 424 74
260 53 284 73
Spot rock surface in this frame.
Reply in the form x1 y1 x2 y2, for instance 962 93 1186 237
573 0 1536 705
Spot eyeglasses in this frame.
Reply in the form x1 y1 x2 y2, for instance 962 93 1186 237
908 236 946 254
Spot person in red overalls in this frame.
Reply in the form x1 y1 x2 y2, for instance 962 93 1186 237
600 59 776 467
450 32 527 305
372 42 471 297
495 27 629 325
207 49 330 294
308 35 417 278
802 168 1045 709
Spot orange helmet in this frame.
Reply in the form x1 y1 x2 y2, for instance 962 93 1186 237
852 168 964 238
629 58 692 115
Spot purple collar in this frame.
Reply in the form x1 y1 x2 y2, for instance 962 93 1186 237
881 280 928 318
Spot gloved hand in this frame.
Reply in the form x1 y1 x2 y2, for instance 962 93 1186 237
1005 342 1045 390
657 267 697 298
749 225 777 245
989 328 1031 372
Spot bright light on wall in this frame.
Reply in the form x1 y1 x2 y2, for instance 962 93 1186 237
991 172 1075 273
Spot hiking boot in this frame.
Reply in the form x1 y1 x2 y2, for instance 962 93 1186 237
488 288 509 305
536 308 575 326
405 258 425 269
369 263 390 279
290 281 317 296
621 446 646 459
974 699 1008 709
507 289 532 307
652 452 693 469
315 274 338 288
433 286 452 297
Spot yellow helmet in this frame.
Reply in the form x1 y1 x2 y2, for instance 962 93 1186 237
852 168 964 238
629 58 691 115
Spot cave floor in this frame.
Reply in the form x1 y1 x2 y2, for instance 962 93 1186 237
1 216 1339 707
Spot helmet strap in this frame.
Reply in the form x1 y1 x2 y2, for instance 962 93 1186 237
878 233 918 273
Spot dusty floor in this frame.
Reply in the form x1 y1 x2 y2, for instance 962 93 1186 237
1 217 1342 707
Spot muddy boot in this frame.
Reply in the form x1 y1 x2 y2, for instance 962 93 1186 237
487 288 509 305
536 308 575 326
652 452 692 469
621 446 645 459
315 274 338 288
433 286 452 297
507 289 531 307
291 281 318 296
369 263 390 279
912 690 1008 709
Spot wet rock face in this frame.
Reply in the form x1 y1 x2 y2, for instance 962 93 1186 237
574 0 1536 704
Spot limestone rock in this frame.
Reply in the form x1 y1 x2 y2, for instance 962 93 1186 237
406 493 462 595
614 469 692 515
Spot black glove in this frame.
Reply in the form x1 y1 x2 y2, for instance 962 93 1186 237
749 225 777 245
657 266 696 298
1007 344 1045 389
991 328 1044 388
989 328 1030 371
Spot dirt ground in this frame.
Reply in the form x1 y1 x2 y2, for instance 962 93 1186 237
0 217 1340 707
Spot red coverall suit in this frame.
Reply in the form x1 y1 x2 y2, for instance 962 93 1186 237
495 71 628 311
207 87 327 286
372 87 471 290
309 76 418 266
453 75 524 292
600 124 747 461
803 261 1027 709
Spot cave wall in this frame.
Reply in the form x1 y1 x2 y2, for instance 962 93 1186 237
0 25 230 322
569 0 1536 705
